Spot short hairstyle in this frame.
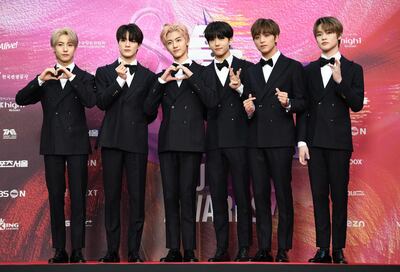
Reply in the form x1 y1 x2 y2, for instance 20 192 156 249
50 27 78 48
313 16 343 38
251 18 280 39
160 23 190 46
204 21 233 42
116 23 144 44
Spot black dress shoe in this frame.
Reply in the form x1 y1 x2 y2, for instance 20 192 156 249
333 249 348 264
128 252 143 263
183 250 199 262
98 251 120 263
275 249 289 262
48 248 69 263
70 249 86 263
251 249 273 262
234 247 251 262
208 248 230 262
160 249 182 262
308 248 332 263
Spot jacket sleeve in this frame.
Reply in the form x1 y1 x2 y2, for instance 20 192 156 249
289 61 307 113
15 77 43 105
95 66 125 110
334 63 364 112
71 72 96 108
186 68 219 108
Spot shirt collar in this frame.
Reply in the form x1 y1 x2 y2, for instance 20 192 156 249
174 58 192 66
261 50 281 66
118 57 138 66
56 62 75 72
214 53 233 66
321 51 341 61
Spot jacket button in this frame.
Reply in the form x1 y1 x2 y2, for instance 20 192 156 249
332 103 335 107
131 121 135 125
330 119 334 122
191 91 195 94
231 118 234 121
183 121 187 124
259 104 263 108
184 105 187 110
55 112 58 115
270 119 273 122
230 103 233 107
171 105 175 109
318 102 322 105
217 104 221 108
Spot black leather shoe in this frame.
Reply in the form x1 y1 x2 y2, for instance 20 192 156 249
160 249 182 262
128 252 143 263
234 247 251 262
183 250 199 262
332 249 348 264
208 248 230 262
275 249 289 262
251 249 273 262
308 248 332 263
48 248 69 263
70 249 86 263
98 251 120 263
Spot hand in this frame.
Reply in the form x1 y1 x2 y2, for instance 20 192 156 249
56 66 74 79
243 94 256 117
160 65 179 82
275 88 289 107
329 58 342 84
299 146 310 165
38 67 58 81
179 64 193 78
229 68 241 89
115 61 128 80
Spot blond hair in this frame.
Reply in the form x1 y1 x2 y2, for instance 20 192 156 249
160 23 190 46
50 27 78 48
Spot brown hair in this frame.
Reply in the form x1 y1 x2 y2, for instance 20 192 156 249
160 23 190 46
313 17 343 38
251 18 280 39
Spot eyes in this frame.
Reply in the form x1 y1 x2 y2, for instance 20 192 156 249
57 42 74 47
166 38 183 46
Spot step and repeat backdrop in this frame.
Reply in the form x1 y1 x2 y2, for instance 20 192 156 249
1 0 399 263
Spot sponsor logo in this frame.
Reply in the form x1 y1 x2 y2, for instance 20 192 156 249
0 160 28 168
88 129 98 137
0 190 26 198
350 159 363 165
352 127 367 136
0 72 29 80
342 35 362 48
347 220 365 228
348 190 365 196
88 159 97 167
65 219 93 227
0 218 19 231
78 40 106 48
3 128 17 140
0 41 18 50
0 97 25 112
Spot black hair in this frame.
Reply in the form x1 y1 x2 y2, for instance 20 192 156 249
204 21 233 42
116 23 144 44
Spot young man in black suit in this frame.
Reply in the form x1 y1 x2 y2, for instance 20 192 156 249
242 18 306 262
144 23 217 262
200 21 253 262
297 16 364 264
15 27 96 263
95 24 156 263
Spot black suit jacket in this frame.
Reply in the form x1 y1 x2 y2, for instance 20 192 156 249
144 61 217 153
244 54 306 148
297 56 364 151
15 65 96 155
195 56 252 150
95 60 156 154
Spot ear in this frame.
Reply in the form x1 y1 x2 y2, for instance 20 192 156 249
274 35 280 45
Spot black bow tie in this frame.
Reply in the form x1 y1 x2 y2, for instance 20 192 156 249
54 65 71 77
171 63 190 77
124 64 138 74
319 57 335 67
260 58 273 67
216 59 229 71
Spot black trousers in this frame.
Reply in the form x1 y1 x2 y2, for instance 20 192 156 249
101 147 147 254
206 147 252 250
44 154 88 250
308 147 351 249
159 151 202 250
248 147 294 251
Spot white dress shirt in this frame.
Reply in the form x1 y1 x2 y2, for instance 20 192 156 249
116 57 137 88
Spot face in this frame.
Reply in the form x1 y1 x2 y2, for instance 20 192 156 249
118 32 140 61
315 24 341 56
165 31 189 61
53 34 76 65
253 32 278 59
208 36 231 60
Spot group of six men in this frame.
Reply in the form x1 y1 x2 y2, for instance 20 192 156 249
16 16 364 264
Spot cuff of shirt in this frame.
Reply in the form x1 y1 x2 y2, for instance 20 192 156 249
37 76 45 86
236 84 244 96
297 141 307 148
116 76 126 88
158 77 167 84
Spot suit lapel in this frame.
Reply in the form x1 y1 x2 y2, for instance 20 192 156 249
124 62 145 101
259 54 289 101
52 65 84 106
